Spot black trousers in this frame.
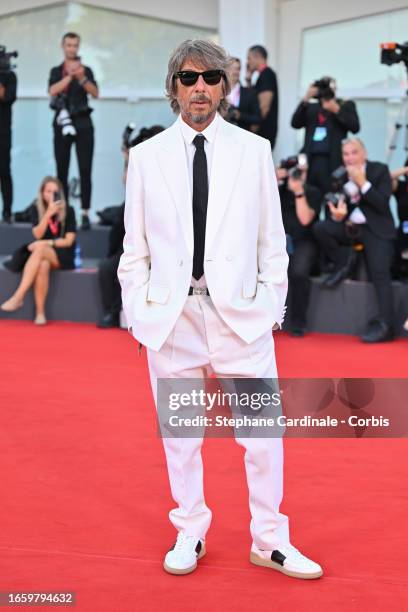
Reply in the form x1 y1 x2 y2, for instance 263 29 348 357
53 117 94 210
313 220 395 326
307 154 332 197
288 239 318 328
0 130 12 217
98 253 122 315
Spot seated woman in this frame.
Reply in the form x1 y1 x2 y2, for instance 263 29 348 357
1 176 76 325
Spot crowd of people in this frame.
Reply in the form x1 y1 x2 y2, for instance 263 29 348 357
0 34 407 340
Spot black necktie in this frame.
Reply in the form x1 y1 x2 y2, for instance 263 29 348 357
192 134 208 280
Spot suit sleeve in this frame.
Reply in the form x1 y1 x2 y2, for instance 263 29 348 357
332 100 360 133
291 101 308 129
360 164 392 216
117 148 151 326
257 142 289 329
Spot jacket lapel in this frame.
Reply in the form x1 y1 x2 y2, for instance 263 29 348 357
156 121 193 255
205 118 245 252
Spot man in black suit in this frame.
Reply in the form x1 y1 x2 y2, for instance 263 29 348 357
291 77 360 196
0 58 17 223
224 58 261 131
313 138 396 343
247 45 278 149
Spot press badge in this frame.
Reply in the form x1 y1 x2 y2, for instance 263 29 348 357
313 126 327 142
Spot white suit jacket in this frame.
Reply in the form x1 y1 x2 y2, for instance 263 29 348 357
118 115 288 352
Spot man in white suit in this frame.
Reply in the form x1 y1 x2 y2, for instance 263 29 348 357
118 40 322 579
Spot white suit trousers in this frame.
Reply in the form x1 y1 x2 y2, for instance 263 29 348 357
147 294 290 550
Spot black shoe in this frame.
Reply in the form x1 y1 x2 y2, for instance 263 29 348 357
2 212 12 224
361 320 394 343
323 251 357 289
290 327 305 337
97 313 120 329
81 214 91 230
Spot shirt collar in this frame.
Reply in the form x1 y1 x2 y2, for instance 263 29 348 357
179 112 219 146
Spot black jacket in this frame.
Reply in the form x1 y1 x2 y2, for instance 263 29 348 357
346 161 395 240
291 99 360 171
108 204 125 257
237 86 261 131
0 71 17 132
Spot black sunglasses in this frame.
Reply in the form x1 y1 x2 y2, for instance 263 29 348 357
174 70 225 86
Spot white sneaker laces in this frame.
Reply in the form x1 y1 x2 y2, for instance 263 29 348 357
173 532 198 555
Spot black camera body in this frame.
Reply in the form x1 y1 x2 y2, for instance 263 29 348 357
313 77 335 101
380 42 408 67
0 45 18 74
331 165 348 192
278 155 307 189
323 166 348 208
50 92 90 118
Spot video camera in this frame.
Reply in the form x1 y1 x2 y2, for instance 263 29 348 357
0 45 18 74
313 77 336 101
380 42 408 67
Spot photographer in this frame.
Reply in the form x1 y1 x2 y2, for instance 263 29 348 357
313 138 395 343
223 57 261 132
277 156 321 336
391 159 408 257
98 124 164 328
291 77 360 195
48 32 99 230
0 45 17 223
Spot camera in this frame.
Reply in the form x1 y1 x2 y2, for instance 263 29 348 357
50 94 76 138
331 166 348 192
313 77 336 101
380 42 408 67
122 123 165 151
0 45 18 74
278 154 307 187
122 122 138 150
323 166 348 208
323 192 344 207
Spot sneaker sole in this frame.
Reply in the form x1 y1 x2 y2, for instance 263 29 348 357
163 543 206 575
250 551 323 579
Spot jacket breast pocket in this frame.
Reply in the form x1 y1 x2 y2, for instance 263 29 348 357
242 278 257 298
147 284 170 304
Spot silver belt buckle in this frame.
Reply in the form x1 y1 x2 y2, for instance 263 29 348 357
192 287 207 295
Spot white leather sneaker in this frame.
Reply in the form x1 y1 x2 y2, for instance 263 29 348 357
163 532 206 575
250 541 323 579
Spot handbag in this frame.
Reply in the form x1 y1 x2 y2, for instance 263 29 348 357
3 244 31 273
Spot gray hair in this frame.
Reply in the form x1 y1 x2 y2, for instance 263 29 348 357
165 39 231 113
342 137 366 150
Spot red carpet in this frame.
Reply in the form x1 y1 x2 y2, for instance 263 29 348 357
0 321 407 611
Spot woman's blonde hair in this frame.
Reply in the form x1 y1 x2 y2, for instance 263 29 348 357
36 176 67 225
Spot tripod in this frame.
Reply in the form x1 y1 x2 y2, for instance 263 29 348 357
386 92 408 163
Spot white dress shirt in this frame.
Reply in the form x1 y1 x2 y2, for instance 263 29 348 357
227 83 241 108
348 165 371 224
178 113 220 287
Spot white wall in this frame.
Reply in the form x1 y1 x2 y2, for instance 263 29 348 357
0 0 218 29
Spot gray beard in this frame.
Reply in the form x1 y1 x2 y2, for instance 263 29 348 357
184 109 215 124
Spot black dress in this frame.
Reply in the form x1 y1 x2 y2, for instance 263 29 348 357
31 205 77 269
